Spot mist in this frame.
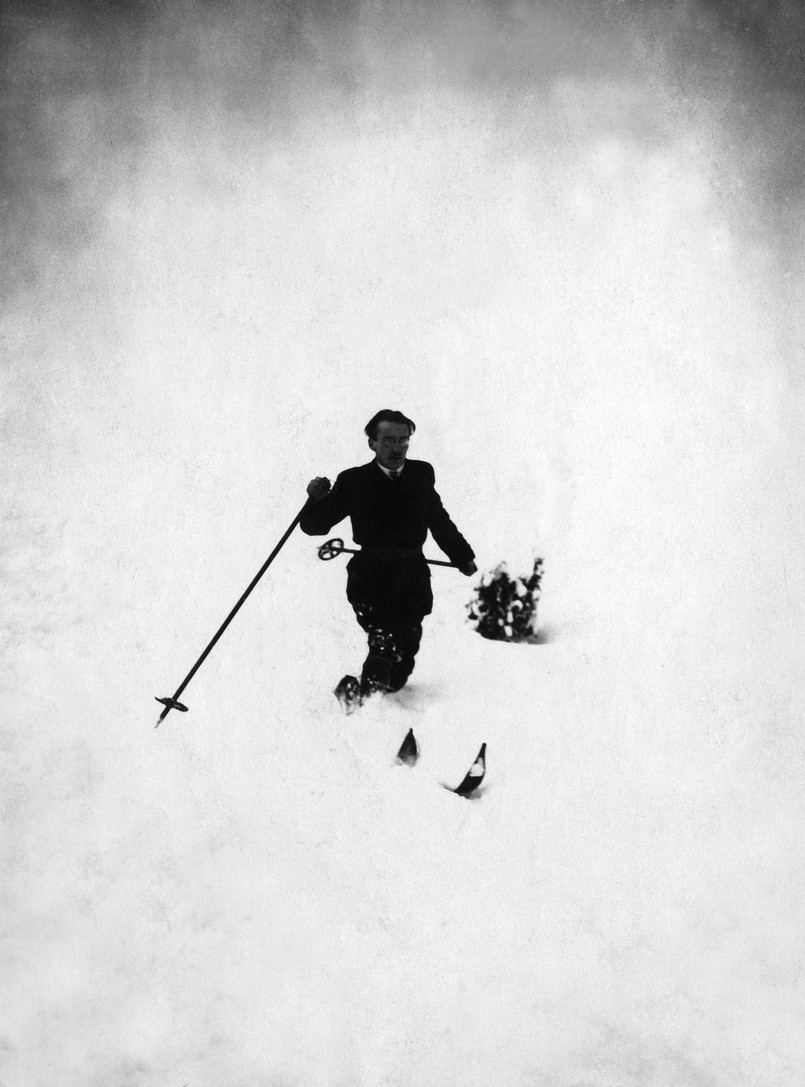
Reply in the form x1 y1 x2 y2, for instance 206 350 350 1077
5 0 802 678
3 1 804 1084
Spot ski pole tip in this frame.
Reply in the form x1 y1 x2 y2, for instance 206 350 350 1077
154 696 189 726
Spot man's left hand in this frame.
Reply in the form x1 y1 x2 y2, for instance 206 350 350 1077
459 560 478 577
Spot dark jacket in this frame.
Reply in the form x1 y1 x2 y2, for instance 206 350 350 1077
301 459 474 619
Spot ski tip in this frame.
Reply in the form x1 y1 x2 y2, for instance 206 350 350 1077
451 742 487 798
395 728 419 766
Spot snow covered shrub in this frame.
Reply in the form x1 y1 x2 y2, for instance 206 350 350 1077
466 558 544 642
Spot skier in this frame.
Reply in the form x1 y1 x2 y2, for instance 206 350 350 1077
302 408 477 704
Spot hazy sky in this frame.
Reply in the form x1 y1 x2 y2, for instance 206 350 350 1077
3 0 803 607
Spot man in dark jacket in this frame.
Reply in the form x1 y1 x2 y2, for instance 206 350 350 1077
302 409 477 698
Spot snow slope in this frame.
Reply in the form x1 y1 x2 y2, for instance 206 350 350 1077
3 2 805 1085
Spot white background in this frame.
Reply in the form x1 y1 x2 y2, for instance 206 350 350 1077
3 2 804 1084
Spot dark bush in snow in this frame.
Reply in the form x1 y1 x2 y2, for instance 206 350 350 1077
467 558 544 642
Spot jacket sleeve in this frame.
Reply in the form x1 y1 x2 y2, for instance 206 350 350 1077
299 472 351 536
425 465 475 566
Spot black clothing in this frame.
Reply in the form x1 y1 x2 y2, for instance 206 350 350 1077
301 459 474 689
351 604 423 692
301 458 474 617
301 459 473 561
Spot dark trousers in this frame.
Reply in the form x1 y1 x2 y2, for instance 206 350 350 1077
346 553 430 693
351 602 424 693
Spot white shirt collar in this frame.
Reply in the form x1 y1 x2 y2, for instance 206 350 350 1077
377 462 404 479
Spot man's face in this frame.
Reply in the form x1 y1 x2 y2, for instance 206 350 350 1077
369 421 411 470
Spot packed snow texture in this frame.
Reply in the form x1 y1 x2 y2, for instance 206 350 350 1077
3 2 805 1084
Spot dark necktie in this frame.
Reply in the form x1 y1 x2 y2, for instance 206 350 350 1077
390 470 400 482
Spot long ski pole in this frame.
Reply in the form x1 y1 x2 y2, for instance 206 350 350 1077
155 503 307 726
317 537 456 567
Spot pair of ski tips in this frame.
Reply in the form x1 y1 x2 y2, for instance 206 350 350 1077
396 728 487 797
335 675 486 797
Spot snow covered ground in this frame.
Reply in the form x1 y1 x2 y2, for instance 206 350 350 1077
3 2 805 1085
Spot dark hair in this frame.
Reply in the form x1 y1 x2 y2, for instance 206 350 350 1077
364 409 416 441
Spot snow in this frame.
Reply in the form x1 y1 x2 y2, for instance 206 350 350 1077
3 2 805 1085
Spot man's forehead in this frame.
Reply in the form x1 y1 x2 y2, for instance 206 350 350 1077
376 422 410 437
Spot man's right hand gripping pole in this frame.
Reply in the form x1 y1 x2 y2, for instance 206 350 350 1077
306 477 331 501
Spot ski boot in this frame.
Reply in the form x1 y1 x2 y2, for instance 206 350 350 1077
334 674 363 714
